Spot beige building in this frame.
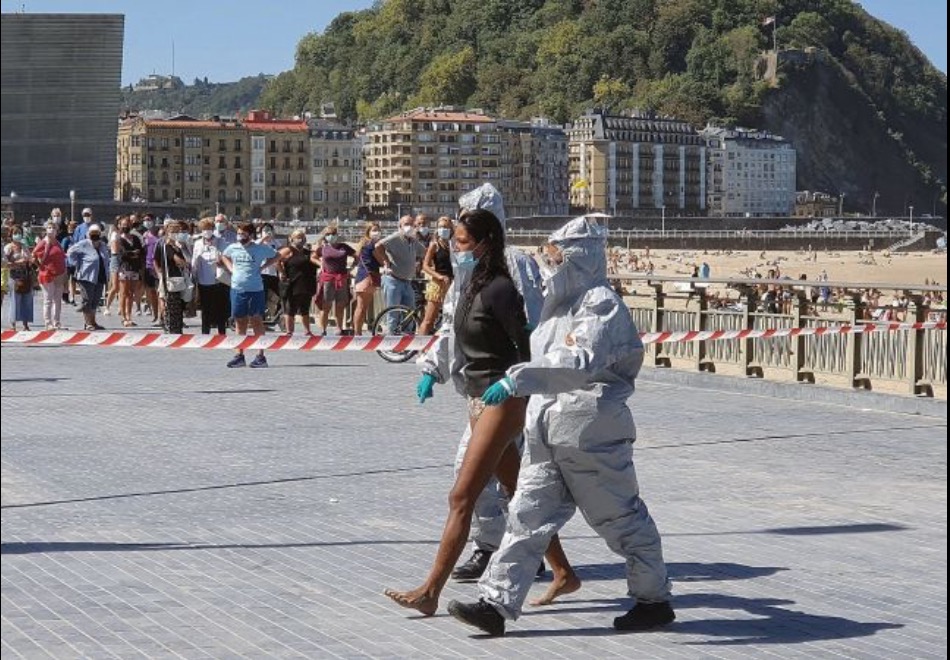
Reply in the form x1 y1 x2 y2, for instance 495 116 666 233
364 107 568 218
244 110 311 221
116 110 312 221
702 126 796 217
309 117 362 220
567 110 706 215
115 114 249 218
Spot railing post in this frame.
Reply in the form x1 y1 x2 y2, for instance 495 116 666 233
905 293 930 396
845 293 870 389
651 282 670 367
739 286 759 377
694 291 711 371
793 290 814 383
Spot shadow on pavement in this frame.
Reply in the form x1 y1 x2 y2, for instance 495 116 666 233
507 592 902 644
1 377 70 383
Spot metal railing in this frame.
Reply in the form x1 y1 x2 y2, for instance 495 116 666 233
620 274 947 397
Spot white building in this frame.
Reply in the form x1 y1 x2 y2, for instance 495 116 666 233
702 126 796 217
308 118 362 221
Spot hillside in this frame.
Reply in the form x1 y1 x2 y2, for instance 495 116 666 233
258 0 947 216
120 75 270 117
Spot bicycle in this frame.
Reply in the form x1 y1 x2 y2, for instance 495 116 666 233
372 278 442 363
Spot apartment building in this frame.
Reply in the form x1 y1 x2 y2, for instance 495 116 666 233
364 107 568 219
567 109 706 215
497 119 569 217
244 110 311 221
308 117 362 220
701 126 796 217
115 114 249 217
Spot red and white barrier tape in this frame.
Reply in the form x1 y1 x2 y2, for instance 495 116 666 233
0 321 944 352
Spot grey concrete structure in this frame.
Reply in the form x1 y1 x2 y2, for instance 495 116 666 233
0 13 124 200
1 300 946 657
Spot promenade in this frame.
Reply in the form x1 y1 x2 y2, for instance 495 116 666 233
1 307 947 658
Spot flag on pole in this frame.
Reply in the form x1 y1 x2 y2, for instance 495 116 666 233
761 16 776 26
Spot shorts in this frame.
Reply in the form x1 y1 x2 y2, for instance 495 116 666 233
425 278 450 304
109 255 121 274
78 280 104 313
230 289 266 319
354 276 378 294
143 269 158 288
118 269 140 282
320 278 349 306
283 292 312 316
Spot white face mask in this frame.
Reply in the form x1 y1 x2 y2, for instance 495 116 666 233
437 227 451 240
201 229 213 239
401 225 415 237
369 230 381 239
262 229 273 238
417 226 430 236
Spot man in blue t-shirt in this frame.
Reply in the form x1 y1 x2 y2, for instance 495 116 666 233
220 221 280 368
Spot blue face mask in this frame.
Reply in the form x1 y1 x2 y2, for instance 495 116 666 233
437 227 451 240
452 250 478 271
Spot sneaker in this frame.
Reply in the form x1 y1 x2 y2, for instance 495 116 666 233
227 354 246 368
451 550 493 583
103 308 111 316
613 601 676 632
447 599 505 637
249 354 268 369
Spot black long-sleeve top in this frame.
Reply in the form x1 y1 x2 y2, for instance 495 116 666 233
454 275 530 397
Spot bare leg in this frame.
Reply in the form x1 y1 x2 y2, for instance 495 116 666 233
283 314 295 334
353 290 372 335
334 301 347 333
418 299 441 336
234 317 249 356
384 398 526 616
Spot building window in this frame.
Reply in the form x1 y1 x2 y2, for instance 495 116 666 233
219 139 227 151
234 139 242 151
252 136 265 150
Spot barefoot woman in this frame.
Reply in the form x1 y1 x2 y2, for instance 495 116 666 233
384 208 580 616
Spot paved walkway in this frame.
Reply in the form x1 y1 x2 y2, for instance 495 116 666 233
1 301 947 658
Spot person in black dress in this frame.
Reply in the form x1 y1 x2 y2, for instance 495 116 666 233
277 228 319 335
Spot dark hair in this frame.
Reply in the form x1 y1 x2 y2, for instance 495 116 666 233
237 221 255 235
457 208 510 306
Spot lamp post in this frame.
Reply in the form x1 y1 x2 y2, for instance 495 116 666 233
69 189 76 224
661 204 666 236
872 191 879 218
838 192 845 217
909 204 914 231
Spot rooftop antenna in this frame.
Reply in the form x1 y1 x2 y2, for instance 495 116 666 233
171 40 175 77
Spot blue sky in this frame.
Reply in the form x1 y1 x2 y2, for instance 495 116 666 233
2 0 946 84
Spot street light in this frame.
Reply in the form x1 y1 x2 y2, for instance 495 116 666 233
872 191 879 218
661 204 666 235
909 204 914 230
69 190 75 224
838 192 845 217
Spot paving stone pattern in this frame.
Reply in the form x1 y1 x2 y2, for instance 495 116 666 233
1 301 947 658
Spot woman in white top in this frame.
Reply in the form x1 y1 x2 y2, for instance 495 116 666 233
191 217 230 335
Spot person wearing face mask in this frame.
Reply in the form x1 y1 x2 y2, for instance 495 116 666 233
447 217 674 637
66 223 111 330
385 208 578 618
60 220 80 305
152 221 193 334
352 222 383 336
139 215 161 325
32 222 68 330
219 222 281 368
414 213 433 251
418 216 454 335
115 217 145 327
374 215 423 324
191 217 231 335
416 184 546 587
256 223 282 324
314 225 356 335
4 227 35 330
213 213 237 245
276 228 319 335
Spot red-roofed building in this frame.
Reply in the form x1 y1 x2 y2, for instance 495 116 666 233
244 110 311 220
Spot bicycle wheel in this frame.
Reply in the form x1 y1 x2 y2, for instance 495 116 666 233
372 305 419 363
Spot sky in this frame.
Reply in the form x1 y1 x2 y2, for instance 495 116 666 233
1 0 946 85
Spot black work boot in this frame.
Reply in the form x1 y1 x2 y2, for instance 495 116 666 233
451 550 493 582
447 599 506 637
613 601 676 632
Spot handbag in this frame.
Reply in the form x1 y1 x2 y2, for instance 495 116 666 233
162 242 192 294
14 272 31 294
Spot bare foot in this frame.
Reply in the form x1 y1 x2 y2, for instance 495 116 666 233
529 573 582 606
383 587 439 616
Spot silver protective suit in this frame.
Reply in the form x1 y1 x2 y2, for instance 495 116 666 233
418 183 542 552
478 216 672 619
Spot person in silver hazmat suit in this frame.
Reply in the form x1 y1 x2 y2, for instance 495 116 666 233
446 215 675 636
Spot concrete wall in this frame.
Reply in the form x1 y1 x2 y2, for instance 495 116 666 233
1 13 124 200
